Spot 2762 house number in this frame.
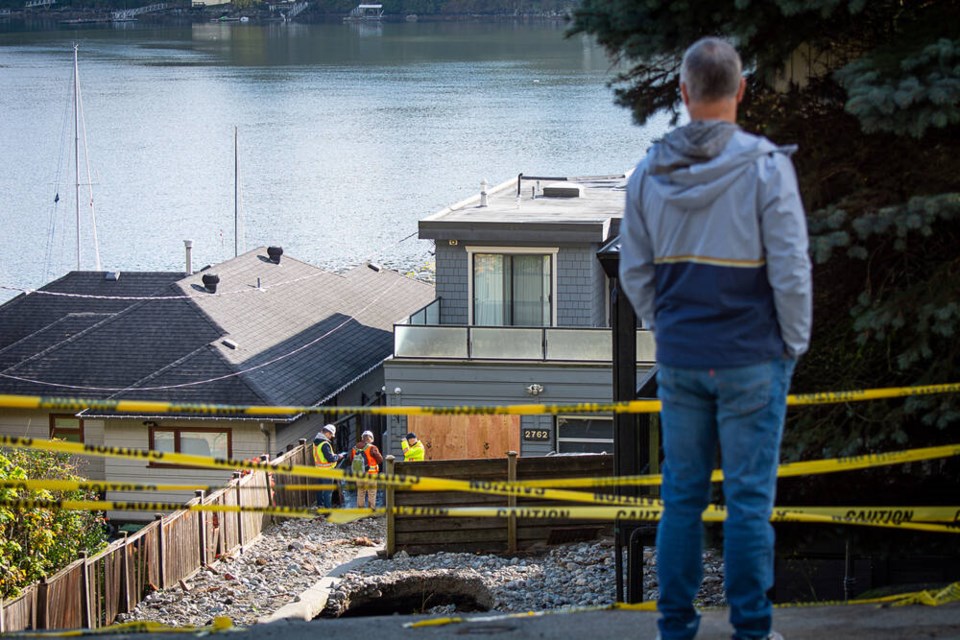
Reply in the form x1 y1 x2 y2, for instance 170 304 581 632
523 429 550 441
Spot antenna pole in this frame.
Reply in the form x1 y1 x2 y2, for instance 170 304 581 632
74 44 81 270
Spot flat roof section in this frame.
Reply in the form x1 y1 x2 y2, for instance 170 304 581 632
419 173 630 244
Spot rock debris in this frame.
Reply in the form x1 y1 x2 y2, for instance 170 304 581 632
117 515 726 626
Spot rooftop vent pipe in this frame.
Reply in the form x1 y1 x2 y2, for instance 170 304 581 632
480 179 488 208
184 239 193 275
202 273 220 293
267 246 283 264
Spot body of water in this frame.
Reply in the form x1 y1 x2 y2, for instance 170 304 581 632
0 20 668 301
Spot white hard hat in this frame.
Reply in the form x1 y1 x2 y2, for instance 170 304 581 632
322 424 336 436
361 430 374 439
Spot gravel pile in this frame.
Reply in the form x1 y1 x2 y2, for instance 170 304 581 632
324 536 725 616
116 516 384 627
117 515 726 626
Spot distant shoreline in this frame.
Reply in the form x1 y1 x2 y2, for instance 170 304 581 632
0 7 570 30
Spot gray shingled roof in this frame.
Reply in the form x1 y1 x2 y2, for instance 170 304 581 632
0 250 435 420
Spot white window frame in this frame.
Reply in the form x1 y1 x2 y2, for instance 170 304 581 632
465 245 559 326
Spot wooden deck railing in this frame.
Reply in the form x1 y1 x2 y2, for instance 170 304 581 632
0 441 312 632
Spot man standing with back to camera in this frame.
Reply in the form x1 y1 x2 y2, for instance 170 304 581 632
619 38 812 640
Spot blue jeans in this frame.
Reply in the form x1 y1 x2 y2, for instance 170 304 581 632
316 489 333 510
655 357 795 640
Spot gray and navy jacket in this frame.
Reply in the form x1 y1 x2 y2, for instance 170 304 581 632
619 120 812 368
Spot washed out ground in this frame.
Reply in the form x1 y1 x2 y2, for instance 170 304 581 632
117 514 724 626
114 515 960 639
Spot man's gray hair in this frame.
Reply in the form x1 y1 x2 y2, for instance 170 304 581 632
680 37 742 103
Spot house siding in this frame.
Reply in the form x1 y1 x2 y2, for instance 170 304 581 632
435 243 608 328
521 414 556 457
275 367 386 454
103 418 272 522
0 409 105 480
435 242 468 325
383 360 636 458
556 245 608 327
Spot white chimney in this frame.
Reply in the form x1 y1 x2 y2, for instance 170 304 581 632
184 239 193 274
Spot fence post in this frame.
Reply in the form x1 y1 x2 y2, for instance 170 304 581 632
260 454 273 527
385 455 396 557
80 551 92 629
299 438 308 507
36 577 48 630
119 532 131 615
233 472 244 550
1 593 5 633
507 451 518 553
195 490 207 568
155 514 165 590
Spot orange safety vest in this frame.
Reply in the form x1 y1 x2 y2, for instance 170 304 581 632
314 439 338 469
353 444 380 475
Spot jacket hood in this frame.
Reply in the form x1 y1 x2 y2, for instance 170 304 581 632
645 120 790 209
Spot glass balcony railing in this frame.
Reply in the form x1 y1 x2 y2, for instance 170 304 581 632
406 298 441 326
393 324 656 362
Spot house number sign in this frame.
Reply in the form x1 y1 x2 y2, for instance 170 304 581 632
522 428 551 442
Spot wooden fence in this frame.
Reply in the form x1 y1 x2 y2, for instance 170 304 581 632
386 453 614 556
0 442 313 632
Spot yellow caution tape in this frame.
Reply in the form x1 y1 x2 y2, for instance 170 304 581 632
787 382 960 406
3 616 235 636
774 506 960 524
278 484 340 491
0 381 957 419
0 479 236 493
406 582 960 629
3 436 958 516
0 435 666 509
775 581 960 608
2 497 956 533
518 443 960 488
0 499 387 523
389 505 959 534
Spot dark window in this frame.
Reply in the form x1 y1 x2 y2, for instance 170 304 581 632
50 414 84 443
556 416 613 454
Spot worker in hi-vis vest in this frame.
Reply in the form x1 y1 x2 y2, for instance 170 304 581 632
348 430 383 508
401 432 426 462
313 424 343 509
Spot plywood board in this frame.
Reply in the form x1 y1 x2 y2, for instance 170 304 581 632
408 414 520 460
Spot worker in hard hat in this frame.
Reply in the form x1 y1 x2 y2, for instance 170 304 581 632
313 424 343 510
347 430 383 509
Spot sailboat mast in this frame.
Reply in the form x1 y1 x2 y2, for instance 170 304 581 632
234 125 239 258
73 43 81 271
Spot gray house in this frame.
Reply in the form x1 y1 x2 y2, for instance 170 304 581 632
383 174 655 461
0 247 434 518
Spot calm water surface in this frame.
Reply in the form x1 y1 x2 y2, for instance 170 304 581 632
0 21 668 301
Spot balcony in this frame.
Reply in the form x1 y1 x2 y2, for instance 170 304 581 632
393 323 655 362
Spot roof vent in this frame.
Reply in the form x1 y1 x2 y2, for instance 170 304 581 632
367 262 382 272
202 273 220 293
222 338 238 350
542 183 583 198
267 246 283 264
104 271 121 281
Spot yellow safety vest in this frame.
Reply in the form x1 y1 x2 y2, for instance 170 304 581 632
402 439 425 462
313 439 338 469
